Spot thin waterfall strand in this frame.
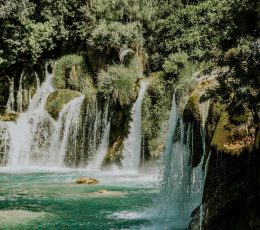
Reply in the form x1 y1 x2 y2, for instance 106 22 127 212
122 80 149 170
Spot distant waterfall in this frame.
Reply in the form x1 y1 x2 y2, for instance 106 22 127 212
122 80 149 170
7 69 55 167
6 78 15 113
154 92 204 229
0 63 114 169
16 72 25 112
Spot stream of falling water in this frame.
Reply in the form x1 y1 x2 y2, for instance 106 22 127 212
7 67 55 167
122 80 149 170
6 78 15 113
153 92 204 229
0 64 115 169
0 65 87 168
86 103 110 170
48 95 85 167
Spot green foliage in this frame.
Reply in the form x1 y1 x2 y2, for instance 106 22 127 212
204 39 260 122
54 55 96 100
97 65 139 106
54 55 85 89
163 52 188 76
142 73 173 157
148 0 258 72
88 21 143 52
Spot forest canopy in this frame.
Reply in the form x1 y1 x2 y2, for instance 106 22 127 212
0 0 259 119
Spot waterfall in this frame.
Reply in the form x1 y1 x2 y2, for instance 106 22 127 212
6 78 15 113
16 72 25 112
154 92 204 229
86 121 111 170
120 46 133 63
122 80 149 170
7 69 55 167
49 95 85 167
86 103 110 170
198 99 210 230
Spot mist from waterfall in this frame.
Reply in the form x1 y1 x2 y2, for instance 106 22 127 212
122 80 149 170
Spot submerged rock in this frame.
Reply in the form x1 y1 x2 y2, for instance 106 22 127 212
90 190 124 197
0 210 46 225
75 178 99 185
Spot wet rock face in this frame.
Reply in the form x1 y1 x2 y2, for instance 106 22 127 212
0 76 10 112
202 149 260 230
191 101 260 229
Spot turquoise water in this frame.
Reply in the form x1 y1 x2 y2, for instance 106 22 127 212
0 169 158 230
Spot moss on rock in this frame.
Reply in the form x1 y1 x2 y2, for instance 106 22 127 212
183 90 200 123
211 112 255 155
45 89 82 119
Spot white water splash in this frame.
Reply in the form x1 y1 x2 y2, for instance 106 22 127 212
122 80 149 170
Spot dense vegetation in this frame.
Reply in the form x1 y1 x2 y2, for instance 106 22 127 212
0 0 259 120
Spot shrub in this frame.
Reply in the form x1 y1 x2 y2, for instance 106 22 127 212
54 54 96 100
163 51 188 76
88 21 143 52
97 65 139 106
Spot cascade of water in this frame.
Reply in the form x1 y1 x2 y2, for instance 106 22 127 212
7 68 55 167
36 72 41 89
122 80 149 170
16 72 25 112
75 100 104 167
154 92 204 229
119 46 132 63
49 95 85 167
6 78 15 113
198 99 210 230
86 121 111 170
86 104 110 170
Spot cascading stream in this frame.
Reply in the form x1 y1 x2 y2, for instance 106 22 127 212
48 95 85 167
7 69 55 167
16 71 25 112
154 91 204 229
122 80 149 170
86 103 110 170
6 78 15 113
